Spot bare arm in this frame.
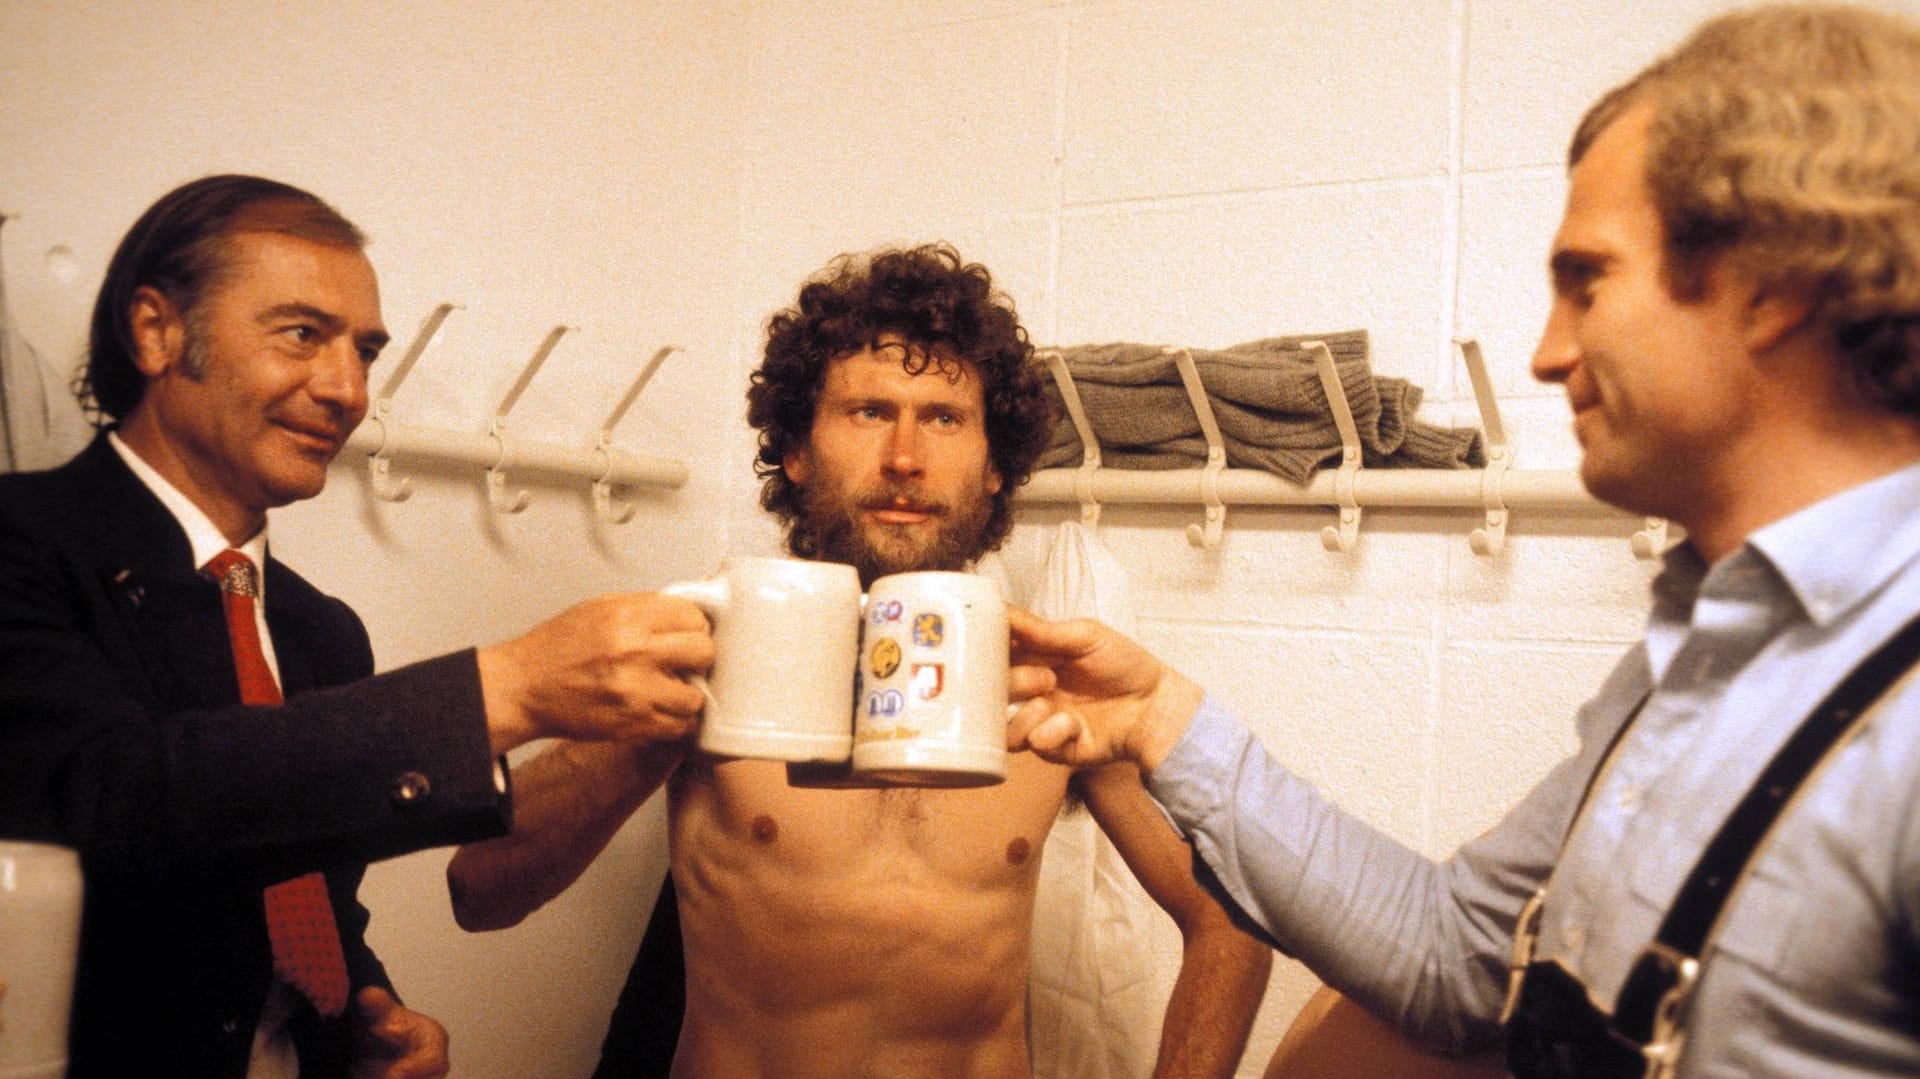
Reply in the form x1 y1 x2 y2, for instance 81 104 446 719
1080 763 1272 1079
1262 986 1506 1079
446 739 683 931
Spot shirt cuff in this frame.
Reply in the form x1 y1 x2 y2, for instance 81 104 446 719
1146 693 1250 839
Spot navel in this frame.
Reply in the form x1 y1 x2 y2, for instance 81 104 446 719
751 814 779 844
1005 837 1031 865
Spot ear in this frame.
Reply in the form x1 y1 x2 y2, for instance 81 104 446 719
782 446 811 486
985 462 1003 497
1742 284 1815 356
128 286 187 377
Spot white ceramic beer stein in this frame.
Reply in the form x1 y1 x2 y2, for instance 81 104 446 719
0 841 83 1079
850 571 1009 786
664 557 862 763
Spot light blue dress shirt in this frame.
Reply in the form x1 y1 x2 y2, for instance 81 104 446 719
1150 460 1920 1077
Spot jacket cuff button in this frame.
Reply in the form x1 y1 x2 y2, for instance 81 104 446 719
391 771 432 807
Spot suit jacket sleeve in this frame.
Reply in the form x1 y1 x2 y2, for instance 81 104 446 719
0 442 512 890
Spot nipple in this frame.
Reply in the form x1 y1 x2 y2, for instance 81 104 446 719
751 815 779 844
1005 837 1031 865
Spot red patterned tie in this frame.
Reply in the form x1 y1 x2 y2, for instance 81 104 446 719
206 549 350 1018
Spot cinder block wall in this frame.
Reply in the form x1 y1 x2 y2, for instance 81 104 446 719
10 2 1909 1076
720 1 1761 1068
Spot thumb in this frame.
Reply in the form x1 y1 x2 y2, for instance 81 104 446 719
356 985 400 1019
354 986 405 1047
1010 699 1093 763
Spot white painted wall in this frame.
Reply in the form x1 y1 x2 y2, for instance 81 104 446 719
9 2 1916 1076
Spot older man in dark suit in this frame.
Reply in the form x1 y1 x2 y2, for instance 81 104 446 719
0 175 715 1079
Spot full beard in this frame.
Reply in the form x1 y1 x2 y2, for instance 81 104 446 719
795 480 995 587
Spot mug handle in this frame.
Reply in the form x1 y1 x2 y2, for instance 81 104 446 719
662 577 728 715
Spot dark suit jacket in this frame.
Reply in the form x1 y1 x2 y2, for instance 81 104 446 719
0 434 512 1078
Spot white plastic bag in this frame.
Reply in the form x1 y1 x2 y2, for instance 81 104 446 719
1027 523 1178 1079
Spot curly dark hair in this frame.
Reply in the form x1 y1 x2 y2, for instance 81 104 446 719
747 243 1055 559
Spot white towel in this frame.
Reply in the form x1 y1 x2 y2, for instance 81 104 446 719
1026 523 1181 1079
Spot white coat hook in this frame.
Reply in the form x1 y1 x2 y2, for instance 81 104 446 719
592 345 678 525
1045 351 1103 527
1168 348 1227 548
1631 517 1670 560
1309 341 1363 552
365 302 458 502
487 324 572 514
1457 339 1511 556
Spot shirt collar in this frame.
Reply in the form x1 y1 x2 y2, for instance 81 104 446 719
1745 460 1920 627
1642 459 1920 679
108 431 271 590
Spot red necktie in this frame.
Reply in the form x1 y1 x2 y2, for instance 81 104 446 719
206 549 350 1018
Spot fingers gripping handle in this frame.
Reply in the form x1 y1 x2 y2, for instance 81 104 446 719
662 577 728 713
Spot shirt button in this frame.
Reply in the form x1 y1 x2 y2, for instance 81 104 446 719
1616 785 1642 810
391 771 432 807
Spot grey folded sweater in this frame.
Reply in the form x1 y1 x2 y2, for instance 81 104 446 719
1036 330 1483 486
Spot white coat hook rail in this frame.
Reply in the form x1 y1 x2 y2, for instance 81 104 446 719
1043 350 1103 527
1168 347 1227 548
1015 344 1647 558
593 345 678 525
1309 341 1363 552
485 325 572 514
341 306 690 514
1457 339 1511 556
364 302 460 502
1631 517 1671 560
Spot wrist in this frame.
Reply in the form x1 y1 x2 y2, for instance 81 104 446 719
475 644 533 755
1130 669 1203 776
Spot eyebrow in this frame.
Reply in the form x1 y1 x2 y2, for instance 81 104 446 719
828 391 978 416
1547 248 1611 293
1549 248 1606 277
259 302 390 353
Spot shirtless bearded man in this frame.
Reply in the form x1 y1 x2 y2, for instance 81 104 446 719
448 244 1272 1078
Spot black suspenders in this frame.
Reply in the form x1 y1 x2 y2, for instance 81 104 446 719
1505 609 1920 1078
1613 609 1920 1040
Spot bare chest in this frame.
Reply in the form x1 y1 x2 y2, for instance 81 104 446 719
669 753 1070 887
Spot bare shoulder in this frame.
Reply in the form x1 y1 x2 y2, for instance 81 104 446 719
950 750 1075 832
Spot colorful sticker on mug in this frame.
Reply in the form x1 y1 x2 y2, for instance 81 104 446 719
870 637 902 679
910 663 943 701
911 612 945 649
870 599 905 625
865 689 904 718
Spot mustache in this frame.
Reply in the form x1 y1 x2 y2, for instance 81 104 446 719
858 486 947 515
793 475 996 585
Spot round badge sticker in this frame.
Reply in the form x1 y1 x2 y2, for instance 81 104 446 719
869 637 902 679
